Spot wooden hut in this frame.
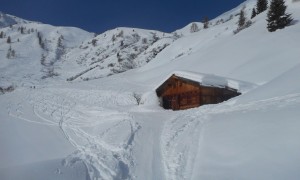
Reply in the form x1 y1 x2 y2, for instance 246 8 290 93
156 73 241 110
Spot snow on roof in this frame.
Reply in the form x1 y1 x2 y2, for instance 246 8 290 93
156 71 253 92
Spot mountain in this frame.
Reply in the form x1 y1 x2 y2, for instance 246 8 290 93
0 16 177 87
0 18 94 88
1 0 300 179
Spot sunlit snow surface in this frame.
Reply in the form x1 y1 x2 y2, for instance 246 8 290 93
1 0 300 179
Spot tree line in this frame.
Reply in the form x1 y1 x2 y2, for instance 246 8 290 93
191 0 293 34
251 0 293 32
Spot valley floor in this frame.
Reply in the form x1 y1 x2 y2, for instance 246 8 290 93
1 80 300 180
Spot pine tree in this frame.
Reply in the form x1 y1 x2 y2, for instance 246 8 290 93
234 8 253 34
256 0 268 14
20 27 24 34
37 32 45 49
56 35 65 60
267 0 293 32
0 31 4 38
7 36 11 43
203 17 209 29
251 8 257 19
238 9 246 28
57 35 63 48
111 34 116 42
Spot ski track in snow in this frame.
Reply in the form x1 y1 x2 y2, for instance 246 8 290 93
160 92 300 180
5 87 300 180
6 88 141 180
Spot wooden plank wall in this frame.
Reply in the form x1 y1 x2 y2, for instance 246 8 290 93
160 76 240 110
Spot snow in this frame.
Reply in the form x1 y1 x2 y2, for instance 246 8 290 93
1 0 300 179
0 12 30 28
156 71 255 92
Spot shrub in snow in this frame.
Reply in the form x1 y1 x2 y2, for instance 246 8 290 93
142 38 148 44
190 23 199 33
108 63 115 67
42 68 59 79
172 32 182 40
132 33 141 42
0 85 15 94
92 39 97 46
111 34 116 42
267 0 293 32
215 19 224 25
133 93 142 105
6 46 16 59
116 30 124 38
40 54 46 66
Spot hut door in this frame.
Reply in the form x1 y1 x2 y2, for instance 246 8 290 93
171 96 179 110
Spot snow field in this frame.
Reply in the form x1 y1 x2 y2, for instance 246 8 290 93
1 0 300 179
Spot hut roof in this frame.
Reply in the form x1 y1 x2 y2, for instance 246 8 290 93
155 71 244 96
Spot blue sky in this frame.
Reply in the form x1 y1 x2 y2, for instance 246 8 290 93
2 0 245 33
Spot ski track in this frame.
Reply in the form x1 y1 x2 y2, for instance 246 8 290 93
160 93 300 180
5 87 300 180
6 88 140 180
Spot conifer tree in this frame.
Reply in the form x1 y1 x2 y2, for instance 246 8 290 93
0 31 4 38
256 0 268 14
7 36 11 43
234 8 253 34
238 9 246 28
251 8 257 19
56 35 65 60
267 0 293 32
20 27 25 34
57 35 63 48
37 32 45 49
203 17 209 29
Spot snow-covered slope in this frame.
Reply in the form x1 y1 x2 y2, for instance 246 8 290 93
1 0 300 179
63 28 175 81
0 15 177 86
0 20 94 88
0 12 30 28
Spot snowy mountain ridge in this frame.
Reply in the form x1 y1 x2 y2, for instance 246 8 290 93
1 0 300 180
64 27 176 81
0 13 180 86
0 11 32 28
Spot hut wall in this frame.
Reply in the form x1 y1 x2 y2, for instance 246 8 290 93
158 76 241 110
